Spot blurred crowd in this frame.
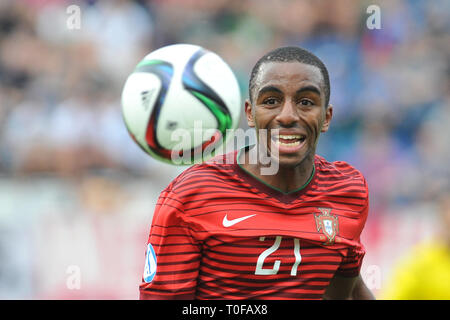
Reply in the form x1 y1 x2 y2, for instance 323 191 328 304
1 0 449 206
0 0 449 299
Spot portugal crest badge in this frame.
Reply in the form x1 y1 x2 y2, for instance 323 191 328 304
314 208 339 245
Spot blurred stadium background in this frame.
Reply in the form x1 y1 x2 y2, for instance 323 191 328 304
0 0 449 299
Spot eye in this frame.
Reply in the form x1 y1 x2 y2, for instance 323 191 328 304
298 99 314 106
263 97 279 105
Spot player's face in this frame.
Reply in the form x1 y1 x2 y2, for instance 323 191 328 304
245 61 332 168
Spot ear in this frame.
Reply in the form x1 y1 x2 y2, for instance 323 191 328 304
321 104 333 133
245 99 255 128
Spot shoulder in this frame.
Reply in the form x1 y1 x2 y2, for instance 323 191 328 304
166 150 238 195
315 155 367 185
314 155 369 201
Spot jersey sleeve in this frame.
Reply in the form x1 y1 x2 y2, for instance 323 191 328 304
335 244 366 277
335 177 369 277
139 187 201 300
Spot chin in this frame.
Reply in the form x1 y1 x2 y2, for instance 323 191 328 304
271 141 314 163
266 151 310 169
278 156 307 169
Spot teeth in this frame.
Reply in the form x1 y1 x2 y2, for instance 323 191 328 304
273 135 306 141
277 135 301 139
278 141 301 146
272 134 305 147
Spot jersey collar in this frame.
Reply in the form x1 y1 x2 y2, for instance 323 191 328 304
234 145 317 204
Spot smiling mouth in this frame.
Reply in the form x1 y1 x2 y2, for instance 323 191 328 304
272 134 306 147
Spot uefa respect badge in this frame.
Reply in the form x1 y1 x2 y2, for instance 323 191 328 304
143 243 157 283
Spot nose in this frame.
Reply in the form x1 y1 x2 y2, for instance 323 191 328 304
275 100 299 127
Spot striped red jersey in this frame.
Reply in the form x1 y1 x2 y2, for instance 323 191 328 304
139 148 369 300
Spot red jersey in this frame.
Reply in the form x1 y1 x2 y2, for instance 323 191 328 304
139 148 369 299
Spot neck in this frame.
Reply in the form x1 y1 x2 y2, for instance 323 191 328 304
240 147 315 193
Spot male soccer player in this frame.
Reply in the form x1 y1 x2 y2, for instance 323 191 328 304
139 46 374 299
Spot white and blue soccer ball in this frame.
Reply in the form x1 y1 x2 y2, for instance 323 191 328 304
121 44 241 165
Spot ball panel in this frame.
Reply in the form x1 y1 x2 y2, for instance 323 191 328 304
133 60 174 159
181 49 230 132
156 78 218 151
179 48 234 155
193 51 241 131
121 72 162 155
142 44 201 79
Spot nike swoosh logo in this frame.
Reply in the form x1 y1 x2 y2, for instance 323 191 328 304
223 214 257 227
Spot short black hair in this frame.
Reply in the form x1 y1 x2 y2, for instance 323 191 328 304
248 46 331 107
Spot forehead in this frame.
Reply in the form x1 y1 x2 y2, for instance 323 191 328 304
254 61 324 93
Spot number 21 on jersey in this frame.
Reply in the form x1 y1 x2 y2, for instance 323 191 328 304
255 236 301 276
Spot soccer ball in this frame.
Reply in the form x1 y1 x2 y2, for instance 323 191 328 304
121 44 241 165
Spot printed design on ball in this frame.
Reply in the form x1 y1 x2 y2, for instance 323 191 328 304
182 49 233 150
133 59 175 159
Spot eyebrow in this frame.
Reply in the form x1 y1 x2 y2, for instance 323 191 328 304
256 85 283 98
257 85 322 99
296 85 321 96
